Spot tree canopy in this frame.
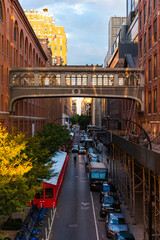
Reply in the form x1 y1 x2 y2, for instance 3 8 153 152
0 123 71 217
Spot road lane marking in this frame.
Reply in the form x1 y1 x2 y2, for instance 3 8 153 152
90 191 100 240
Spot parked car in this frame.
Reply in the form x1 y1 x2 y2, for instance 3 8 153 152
78 146 86 154
90 153 99 162
72 145 79 153
112 231 135 240
100 194 121 217
100 182 117 203
105 213 128 238
80 137 85 143
87 148 95 158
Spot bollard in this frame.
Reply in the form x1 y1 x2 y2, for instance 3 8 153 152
48 217 51 230
45 228 48 240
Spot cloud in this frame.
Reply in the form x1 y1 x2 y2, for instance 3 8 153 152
70 4 87 15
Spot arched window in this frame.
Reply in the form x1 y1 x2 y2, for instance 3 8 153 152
39 74 45 85
103 75 108 85
118 74 124 85
14 21 18 42
0 1 3 22
71 75 76 85
20 30 24 49
92 75 96 85
29 74 34 85
56 74 60 85
44 74 49 85
82 75 87 85
130 74 134 86
66 74 70 85
109 75 114 86
50 74 56 85
98 75 102 85
33 49 35 66
36 53 38 66
29 44 32 61
77 75 81 85
25 37 28 56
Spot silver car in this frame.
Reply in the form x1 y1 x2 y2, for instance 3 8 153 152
105 213 128 237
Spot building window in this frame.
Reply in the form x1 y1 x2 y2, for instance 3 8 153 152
139 38 142 58
148 91 151 113
103 75 108 85
45 27 47 31
77 75 81 85
144 33 147 54
60 46 62 51
153 88 157 113
148 0 151 17
1 65 3 82
71 75 76 85
54 46 57 50
66 74 70 85
148 26 152 49
82 75 87 85
14 21 18 42
0 1 3 22
58 29 61 33
60 39 62 44
92 75 96 85
153 0 157 9
153 18 157 43
154 53 157 78
118 75 124 85
148 58 152 82
139 11 142 30
144 3 146 24
56 74 60 85
1 95 3 111
153 89 157 113
98 75 102 85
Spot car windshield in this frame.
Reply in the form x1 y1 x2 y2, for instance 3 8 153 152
104 197 114 204
73 145 78 149
110 217 126 225
80 147 85 150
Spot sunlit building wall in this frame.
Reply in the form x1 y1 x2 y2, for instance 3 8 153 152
24 8 67 65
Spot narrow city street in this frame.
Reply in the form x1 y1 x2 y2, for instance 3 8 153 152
50 129 108 240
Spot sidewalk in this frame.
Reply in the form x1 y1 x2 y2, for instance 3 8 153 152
101 144 144 240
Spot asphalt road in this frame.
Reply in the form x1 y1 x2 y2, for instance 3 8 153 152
50 129 108 240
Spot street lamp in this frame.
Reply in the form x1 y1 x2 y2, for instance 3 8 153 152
102 115 152 240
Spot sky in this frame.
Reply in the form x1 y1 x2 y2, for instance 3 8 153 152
21 0 126 66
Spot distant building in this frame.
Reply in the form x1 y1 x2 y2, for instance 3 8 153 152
81 98 92 116
104 16 126 67
103 1 139 130
72 99 77 116
24 7 67 66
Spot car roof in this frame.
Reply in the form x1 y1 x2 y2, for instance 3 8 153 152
109 213 125 218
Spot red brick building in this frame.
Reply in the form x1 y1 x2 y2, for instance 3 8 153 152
138 0 160 138
0 0 71 136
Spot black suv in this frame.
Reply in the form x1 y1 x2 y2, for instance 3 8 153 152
100 193 121 217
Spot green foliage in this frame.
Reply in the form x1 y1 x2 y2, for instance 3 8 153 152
78 115 91 130
71 114 79 125
71 114 91 130
0 123 71 218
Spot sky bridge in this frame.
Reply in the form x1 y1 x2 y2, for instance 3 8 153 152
9 65 144 112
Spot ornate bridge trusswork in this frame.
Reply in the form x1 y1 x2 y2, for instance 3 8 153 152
9 65 144 112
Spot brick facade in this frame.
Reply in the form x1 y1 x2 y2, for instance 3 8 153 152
138 0 160 136
0 0 70 136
